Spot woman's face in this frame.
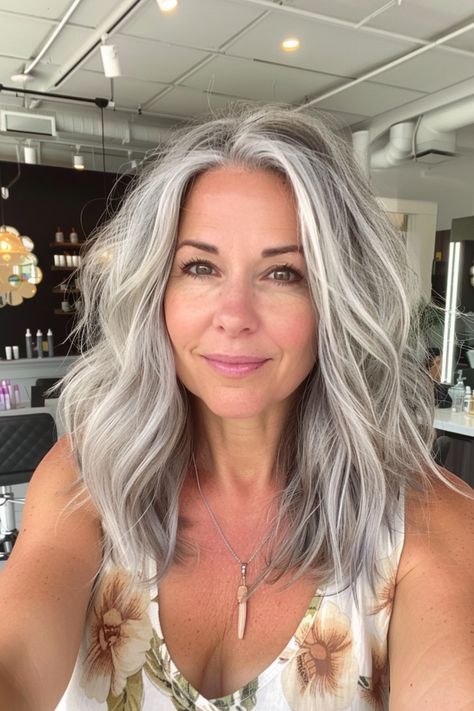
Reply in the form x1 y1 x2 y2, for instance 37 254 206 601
164 166 318 420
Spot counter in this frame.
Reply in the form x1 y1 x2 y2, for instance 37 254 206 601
434 408 474 438
0 355 78 404
434 407 474 487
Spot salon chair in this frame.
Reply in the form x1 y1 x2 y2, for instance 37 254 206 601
0 413 57 561
31 378 62 407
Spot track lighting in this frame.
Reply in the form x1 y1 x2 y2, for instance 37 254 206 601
73 145 85 170
100 34 122 78
156 0 178 13
24 141 37 164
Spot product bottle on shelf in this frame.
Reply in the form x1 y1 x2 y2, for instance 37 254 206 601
36 329 43 359
47 329 54 357
25 328 33 358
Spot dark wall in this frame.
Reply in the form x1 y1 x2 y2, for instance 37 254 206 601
0 161 129 357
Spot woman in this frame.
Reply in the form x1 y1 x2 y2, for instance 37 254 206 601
0 106 472 711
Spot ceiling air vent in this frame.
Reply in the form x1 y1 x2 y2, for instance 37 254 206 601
0 111 56 137
415 148 456 164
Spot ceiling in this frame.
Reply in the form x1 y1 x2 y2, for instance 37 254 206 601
0 0 474 171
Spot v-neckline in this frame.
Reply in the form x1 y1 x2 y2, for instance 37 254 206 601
152 579 326 707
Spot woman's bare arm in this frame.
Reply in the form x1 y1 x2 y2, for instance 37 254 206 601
0 435 103 711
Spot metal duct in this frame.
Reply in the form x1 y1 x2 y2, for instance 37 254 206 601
0 103 177 153
370 122 414 169
367 94 474 169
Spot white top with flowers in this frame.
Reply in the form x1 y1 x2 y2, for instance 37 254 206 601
55 488 404 711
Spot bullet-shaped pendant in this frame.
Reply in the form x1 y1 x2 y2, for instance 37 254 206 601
237 563 248 639
237 584 248 639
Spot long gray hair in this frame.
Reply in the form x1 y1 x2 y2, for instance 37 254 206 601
57 104 462 610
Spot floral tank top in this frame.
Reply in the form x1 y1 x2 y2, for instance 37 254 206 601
55 489 405 711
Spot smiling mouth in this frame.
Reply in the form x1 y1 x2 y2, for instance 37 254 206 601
202 356 270 377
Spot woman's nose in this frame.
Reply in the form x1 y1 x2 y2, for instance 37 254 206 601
211 280 259 335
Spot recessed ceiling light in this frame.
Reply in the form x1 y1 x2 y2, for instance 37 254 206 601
281 38 300 52
156 0 178 12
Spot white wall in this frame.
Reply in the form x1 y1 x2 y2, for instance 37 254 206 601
378 197 437 303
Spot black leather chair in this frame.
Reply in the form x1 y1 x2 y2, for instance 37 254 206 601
0 413 57 561
31 378 62 407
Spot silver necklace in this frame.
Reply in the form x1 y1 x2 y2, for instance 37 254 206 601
192 453 274 640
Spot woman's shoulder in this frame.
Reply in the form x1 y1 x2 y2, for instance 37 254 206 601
396 467 473 585
388 469 474 706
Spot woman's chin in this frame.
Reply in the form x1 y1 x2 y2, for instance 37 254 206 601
192 390 276 421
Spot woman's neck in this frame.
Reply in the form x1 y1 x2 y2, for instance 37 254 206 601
191 401 290 497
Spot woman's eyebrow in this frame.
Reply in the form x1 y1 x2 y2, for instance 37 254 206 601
175 239 303 257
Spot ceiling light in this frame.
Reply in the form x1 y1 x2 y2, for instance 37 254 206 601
10 72 31 85
73 146 85 170
156 0 178 13
24 142 37 165
100 34 122 78
281 37 300 52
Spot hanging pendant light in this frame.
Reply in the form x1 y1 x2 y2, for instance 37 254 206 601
0 226 43 307
73 145 85 170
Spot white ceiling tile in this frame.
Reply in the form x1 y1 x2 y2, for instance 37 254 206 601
82 34 208 83
51 68 111 101
318 108 370 128
182 55 342 103
120 0 263 49
61 69 168 108
373 49 474 93
31 24 93 66
364 0 474 41
316 82 425 117
226 12 418 77
147 85 240 118
0 13 54 60
0 1 71 19
445 28 474 53
289 1 389 24
68 0 127 29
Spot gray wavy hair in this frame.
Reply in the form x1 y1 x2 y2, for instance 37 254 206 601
56 104 460 610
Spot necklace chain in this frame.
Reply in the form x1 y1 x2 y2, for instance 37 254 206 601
191 452 273 567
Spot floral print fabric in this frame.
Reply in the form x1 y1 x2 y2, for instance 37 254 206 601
55 491 404 711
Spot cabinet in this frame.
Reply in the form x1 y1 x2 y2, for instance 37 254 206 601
49 238 82 316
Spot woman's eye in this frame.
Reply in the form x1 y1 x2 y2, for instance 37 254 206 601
268 266 303 284
180 259 215 278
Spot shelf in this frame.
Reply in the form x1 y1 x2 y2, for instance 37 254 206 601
49 242 82 249
54 309 77 316
52 288 80 294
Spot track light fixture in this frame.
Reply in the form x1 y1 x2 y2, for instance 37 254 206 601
73 145 85 170
100 34 122 78
156 0 178 13
24 141 37 165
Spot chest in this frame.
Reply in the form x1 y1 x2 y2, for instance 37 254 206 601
157 545 319 700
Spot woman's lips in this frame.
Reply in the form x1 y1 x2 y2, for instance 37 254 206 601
202 356 269 377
